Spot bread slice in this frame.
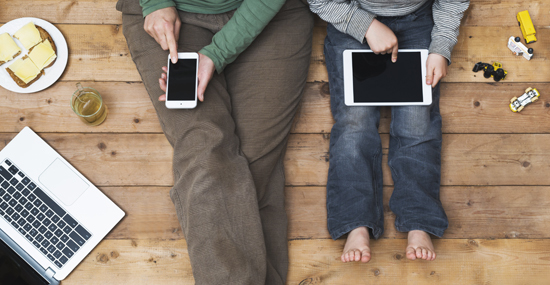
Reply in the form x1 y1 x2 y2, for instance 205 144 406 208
5 24 57 88
0 33 22 66
6 56 44 88
36 26 57 69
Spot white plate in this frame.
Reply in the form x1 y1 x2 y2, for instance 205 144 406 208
0 17 68 94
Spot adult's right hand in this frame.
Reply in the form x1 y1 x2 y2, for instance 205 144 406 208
364 19 398 62
144 7 181 63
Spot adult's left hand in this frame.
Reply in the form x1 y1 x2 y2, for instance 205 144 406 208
158 53 216 102
426 53 448 88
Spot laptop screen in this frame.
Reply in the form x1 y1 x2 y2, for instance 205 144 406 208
0 238 49 285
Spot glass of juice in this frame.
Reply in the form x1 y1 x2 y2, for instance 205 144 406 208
71 83 108 126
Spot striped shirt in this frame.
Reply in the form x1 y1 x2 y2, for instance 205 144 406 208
307 0 470 63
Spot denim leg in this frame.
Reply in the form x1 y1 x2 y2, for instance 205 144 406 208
388 85 448 237
387 0 449 237
325 24 385 240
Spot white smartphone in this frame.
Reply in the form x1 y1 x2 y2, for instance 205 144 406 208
165 52 199 109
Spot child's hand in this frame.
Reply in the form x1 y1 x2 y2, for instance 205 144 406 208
364 19 398 62
426 53 448 88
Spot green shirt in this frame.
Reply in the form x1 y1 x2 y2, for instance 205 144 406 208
140 0 286 73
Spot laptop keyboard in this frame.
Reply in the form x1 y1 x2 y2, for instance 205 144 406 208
0 159 92 269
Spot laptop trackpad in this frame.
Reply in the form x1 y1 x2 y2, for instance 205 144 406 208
39 159 89 206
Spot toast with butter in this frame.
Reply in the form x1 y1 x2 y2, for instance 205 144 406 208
5 23 57 88
0 33 22 66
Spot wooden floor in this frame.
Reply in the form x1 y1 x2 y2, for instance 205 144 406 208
2 0 550 284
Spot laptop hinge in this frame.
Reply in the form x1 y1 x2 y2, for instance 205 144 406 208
45 267 56 278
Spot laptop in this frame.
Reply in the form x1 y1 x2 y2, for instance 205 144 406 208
0 127 125 284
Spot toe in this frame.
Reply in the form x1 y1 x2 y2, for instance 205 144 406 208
406 247 416 260
426 250 432 261
361 249 371 263
341 253 346 263
355 250 362 262
422 248 428 259
415 247 422 259
432 252 437 261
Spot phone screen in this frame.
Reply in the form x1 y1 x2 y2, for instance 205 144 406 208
167 59 197 101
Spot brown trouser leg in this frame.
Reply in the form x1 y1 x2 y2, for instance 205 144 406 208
117 0 313 283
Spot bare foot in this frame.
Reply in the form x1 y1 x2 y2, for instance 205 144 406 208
406 230 436 261
341 227 371 263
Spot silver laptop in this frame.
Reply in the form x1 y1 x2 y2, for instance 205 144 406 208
0 127 125 284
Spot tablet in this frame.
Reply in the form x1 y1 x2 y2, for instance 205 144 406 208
343 49 431 106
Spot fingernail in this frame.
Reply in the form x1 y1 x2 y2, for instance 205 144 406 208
392 58 396 63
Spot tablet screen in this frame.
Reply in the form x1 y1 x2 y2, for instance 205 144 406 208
352 52 423 103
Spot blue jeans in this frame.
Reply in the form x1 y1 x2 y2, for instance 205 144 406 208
324 1 448 240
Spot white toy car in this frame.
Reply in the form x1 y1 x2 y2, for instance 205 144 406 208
508 36 533 60
510 87 540 112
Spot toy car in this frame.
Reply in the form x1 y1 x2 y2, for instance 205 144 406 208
510 87 540 112
473 62 507 82
517 10 536 44
508 36 533 60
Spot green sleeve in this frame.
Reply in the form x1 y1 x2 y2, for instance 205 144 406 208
199 0 287 73
140 0 176 17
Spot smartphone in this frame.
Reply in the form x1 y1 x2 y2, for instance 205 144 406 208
165 52 199 109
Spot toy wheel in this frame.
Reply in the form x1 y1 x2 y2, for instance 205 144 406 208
517 105 524 112
528 48 533 54
510 97 518 103
515 37 521 42
525 87 532 93
532 97 539 103
518 21 521 26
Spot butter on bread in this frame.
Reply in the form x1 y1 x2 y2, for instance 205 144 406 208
6 56 43 87
0 33 21 66
13 22 42 50
6 23 57 88
29 39 57 70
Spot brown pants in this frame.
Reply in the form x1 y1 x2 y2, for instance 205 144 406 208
117 0 313 284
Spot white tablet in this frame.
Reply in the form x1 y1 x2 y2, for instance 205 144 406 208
343 49 432 106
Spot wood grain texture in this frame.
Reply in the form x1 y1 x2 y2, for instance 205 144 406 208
104 185 550 240
0 82 160 133
3 0 550 26
2 133 550 187
284 133 550 186
2 82 549 134
61 238 550 285
287 239 550 285
286 186 550 240
308 26 550 83
293 82 550 134
0 0 121 25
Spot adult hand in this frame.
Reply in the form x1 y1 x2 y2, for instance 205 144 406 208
365 19 398 62
426 53 448 88
158 53 216 102
144 7 181 64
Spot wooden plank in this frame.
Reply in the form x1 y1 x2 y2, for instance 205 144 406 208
0 133 173 186
293 82 550 134
2 24 545 83
308 26 550 83
288 239 550 285
63 239 195 284
102 185 550 240
102 187 183 240
61 238 550 284
0 24 140 82
2 82 549 134
2 133 550 186
286 186 550 240
56 24 141 82
0 82 161 133
0 0 121 25
2 0 549 26
284 133 550 186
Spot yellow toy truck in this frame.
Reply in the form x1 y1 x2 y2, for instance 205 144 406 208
517 10 536 44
